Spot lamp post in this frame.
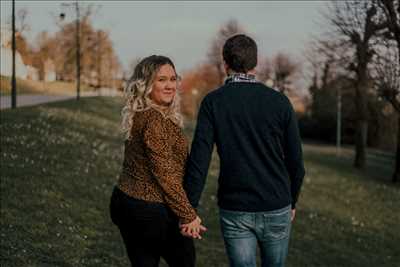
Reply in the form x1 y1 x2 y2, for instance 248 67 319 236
336 85 342 157
60 1 80 100
11 0 17 108
75 1 80 100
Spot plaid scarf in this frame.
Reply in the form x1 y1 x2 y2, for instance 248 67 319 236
224 73 258 84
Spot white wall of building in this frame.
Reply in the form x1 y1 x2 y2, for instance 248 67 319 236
0 46 28 79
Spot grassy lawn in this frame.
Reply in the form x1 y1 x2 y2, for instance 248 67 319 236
1 97 399 266
0 75 95 96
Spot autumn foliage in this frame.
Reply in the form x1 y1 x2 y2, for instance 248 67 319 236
180 63 220 119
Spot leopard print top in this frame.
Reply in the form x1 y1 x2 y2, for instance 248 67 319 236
117 107 197 224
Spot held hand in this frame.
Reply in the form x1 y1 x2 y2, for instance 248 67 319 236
179 216 207 239
180 216 204 239
291 209 296 222
182 223 207 239
180 217 201 239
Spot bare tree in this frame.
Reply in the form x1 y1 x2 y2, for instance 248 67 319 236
377 0 400 54
207 19 245 85
303 44 323 91
273 53 299 93
16 8 30 34
6 7 30 34
375 0 400 182
258 53 299 93
325 1 387 168
373 42 399 182
4 7 33 66
257 57 273 84
305 38 351 90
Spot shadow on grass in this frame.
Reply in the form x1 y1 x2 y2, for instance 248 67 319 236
289 206 398 267
303 143 396 186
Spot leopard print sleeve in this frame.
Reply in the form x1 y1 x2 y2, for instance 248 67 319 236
143 111 197 224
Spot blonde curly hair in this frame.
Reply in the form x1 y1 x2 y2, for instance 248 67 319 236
121 55 183 139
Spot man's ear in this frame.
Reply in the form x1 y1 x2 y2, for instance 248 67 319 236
223 61 230 75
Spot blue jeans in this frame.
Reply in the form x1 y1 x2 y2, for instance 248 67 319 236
220 205 291 267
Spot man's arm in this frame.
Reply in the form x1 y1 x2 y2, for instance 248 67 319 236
184 96 215 208
282 99 305 209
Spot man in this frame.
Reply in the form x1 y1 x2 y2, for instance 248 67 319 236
181 34 305 267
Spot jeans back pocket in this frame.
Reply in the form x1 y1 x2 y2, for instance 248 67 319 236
220 209 254 239
263 209 291 241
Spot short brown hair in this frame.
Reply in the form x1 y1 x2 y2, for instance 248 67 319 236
223 34 257 73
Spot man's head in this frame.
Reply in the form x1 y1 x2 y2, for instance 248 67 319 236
222 34 257 74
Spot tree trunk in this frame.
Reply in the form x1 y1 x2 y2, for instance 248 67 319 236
354 76 368 169
393 115 400 183
354 120 368 168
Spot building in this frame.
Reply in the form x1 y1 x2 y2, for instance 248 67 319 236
0 26 29 79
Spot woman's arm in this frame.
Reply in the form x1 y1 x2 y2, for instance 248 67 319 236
143 111 197 224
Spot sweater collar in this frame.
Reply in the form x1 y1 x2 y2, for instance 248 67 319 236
224 73 258 84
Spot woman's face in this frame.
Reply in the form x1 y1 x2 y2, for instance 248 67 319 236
150 64 177 106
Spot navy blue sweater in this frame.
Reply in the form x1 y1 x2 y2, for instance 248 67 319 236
183 81 305 211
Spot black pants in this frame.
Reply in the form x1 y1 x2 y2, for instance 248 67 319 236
110 186 195 267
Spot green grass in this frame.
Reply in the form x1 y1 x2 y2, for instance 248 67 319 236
1 97 399 267
1 97 126 266
0 75 94 96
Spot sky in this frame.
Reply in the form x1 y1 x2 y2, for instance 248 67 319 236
1 1 329 77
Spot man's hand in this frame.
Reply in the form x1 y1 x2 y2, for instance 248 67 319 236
291 209 296 222
179 216 207 239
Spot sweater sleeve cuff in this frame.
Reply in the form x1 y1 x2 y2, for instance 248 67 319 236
180 212 197 224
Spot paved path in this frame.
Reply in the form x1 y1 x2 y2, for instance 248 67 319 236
1 95 74 110
0 88 121 110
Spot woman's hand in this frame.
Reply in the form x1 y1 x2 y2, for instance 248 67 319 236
179 216 207 239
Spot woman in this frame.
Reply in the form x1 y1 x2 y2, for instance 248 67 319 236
110 55 204 267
